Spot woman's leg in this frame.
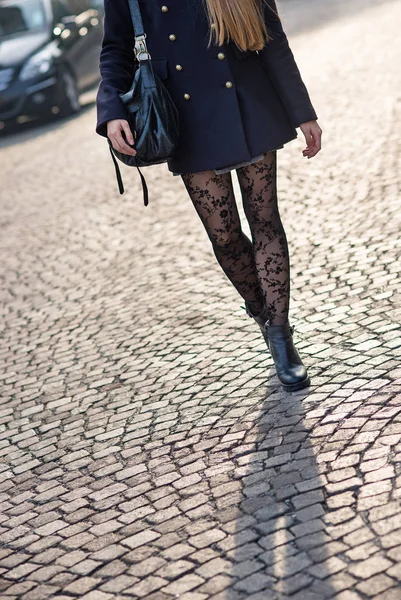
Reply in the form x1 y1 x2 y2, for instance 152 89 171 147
182 162 308 391
237 152 309 391
236 152 290 326
181 170 265 315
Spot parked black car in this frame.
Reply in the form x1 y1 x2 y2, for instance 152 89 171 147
0 0 103 126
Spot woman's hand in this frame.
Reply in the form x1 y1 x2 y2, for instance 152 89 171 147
299 120 322 159
107 119 136 156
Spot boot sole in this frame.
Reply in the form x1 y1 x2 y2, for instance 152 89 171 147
280 375 311 393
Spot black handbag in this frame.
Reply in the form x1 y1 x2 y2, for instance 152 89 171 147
108 0 179 206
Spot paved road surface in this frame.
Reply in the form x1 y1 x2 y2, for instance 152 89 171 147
1 0 401 599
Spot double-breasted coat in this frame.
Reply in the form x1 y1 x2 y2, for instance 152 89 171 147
95 0 318 174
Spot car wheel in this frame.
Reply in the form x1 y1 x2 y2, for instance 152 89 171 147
58 67 80 117
0 119 15 133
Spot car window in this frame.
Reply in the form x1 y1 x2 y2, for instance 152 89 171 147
0 0 47 38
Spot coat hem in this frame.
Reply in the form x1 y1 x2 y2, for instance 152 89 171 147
168 133 297 175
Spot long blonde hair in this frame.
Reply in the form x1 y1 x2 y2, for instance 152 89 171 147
205 0 275 52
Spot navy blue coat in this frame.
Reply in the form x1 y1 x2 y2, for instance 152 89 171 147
96 0 318 174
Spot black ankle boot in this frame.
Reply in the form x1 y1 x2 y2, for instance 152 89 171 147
244 302 270 331
244 303 310 392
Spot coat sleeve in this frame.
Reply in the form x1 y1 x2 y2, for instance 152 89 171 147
260 0 317 127
95 0 136 137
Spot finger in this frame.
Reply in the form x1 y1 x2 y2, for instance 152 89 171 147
111 138 136 156
121 122 135 146
303 128 320 156
109 136 124 153
308 142 320 158
301 126 315 157
112 135 137 156
108 136 119 151
117 140 137 155
305 145 316 157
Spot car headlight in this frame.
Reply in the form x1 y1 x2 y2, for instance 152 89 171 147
19 47 55 81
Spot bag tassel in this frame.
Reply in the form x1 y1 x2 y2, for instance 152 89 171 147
109 144 124 195
108 144 149 206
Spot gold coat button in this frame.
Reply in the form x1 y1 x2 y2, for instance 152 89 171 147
161 5 168 11
217 52 225 60
169 34 176 41
225 81 233 88
184 93 190 100
176 64 183 71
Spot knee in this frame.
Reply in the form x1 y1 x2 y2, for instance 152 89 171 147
209 228 241 250
247 207 281 231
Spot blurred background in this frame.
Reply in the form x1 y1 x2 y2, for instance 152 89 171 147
0 0 103 130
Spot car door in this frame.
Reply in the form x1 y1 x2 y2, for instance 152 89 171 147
71 1 103 89
51 0 101 89
50 0 81 80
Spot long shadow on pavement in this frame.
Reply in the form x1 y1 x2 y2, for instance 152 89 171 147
227 382 338 600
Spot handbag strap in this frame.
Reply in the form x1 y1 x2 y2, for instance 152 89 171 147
108 144 149 207
109 144 124 194
127 0 144 36
127 0 151 61
107 0 150 206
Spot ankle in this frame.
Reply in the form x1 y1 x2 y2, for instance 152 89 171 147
268 319 290 328
265 321 294 338
245 300 265 318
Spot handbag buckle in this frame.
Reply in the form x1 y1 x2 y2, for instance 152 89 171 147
134 34 151 61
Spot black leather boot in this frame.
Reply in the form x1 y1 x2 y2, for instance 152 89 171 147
245 303 310 392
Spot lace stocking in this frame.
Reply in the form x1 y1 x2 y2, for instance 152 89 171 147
181 170 265 316
237 152 290 325
181 151 290 325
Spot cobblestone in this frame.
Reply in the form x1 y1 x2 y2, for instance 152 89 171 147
1 0 401 598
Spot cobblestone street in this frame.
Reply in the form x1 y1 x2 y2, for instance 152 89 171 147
1 0 401 598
